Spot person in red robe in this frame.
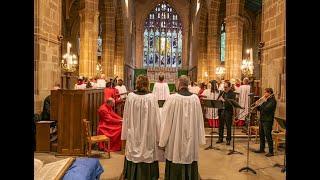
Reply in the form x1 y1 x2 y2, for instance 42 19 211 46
97 97 122 152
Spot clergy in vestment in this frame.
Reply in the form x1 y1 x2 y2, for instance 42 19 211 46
202 80 220 128
159 75 206 180
121 75 161 180
152 74 170 101
115 79 127 99
235 77 251 126
96 74 106 88
97 98 122 152
115 79 127 116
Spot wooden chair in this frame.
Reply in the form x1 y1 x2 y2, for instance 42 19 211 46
249 125 259 144
272 117 286 154
82 119 111 158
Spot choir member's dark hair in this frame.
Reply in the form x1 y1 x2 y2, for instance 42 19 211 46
136 75 149 92
191 81 194 86
106 81 112 88
118 79 123 82
210 80 219 93
225 81 232 88
265 88 273 94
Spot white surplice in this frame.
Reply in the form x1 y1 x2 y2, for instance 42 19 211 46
152 82 170 100
96 79 106 88
238 85 251 120
159 94 206 164
201 89 219 119
115 85 127 99
121 93 161 163
188 85 200 94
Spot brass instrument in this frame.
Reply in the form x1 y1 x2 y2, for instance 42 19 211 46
250 93 274 110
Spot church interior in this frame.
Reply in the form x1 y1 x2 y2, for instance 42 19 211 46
34 0 286 179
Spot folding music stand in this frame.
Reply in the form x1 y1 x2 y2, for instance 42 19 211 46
203 99 223 151
238 108 256 174
273 117 286 173
225 99 244 155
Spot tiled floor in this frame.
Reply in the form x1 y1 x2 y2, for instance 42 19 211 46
35 128 285 180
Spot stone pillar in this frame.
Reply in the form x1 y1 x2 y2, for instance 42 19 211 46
102 0 116 78
34 0 62 113
225 0 244 80
261 0 286 118
114 0 124 79
79 0 99 78
207 0 221 80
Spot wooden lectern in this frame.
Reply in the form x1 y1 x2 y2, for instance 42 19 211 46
51 89 104 156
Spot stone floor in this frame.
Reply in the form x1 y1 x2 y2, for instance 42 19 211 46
35 128 286 180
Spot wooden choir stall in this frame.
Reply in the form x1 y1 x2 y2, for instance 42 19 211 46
51 89 104 156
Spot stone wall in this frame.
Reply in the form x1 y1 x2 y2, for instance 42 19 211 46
34 0 62 113
261 0 286 118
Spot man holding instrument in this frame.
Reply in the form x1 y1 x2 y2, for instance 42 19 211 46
254 88 277 157
216 81 236 145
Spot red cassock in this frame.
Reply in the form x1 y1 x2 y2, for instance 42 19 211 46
97 104 122 152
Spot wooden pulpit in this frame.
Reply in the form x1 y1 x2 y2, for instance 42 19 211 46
51 89 104 156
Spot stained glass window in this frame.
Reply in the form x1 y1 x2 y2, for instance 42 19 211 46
143 1 183 68
220 22 226 62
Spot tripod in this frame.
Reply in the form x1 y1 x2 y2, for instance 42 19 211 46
238 109 256 174
226 99 244 155
203 98 222 151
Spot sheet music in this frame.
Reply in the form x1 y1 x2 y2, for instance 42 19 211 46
35 157 74 180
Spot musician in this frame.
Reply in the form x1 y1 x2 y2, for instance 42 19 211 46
254 88 277 157
216 81 236 145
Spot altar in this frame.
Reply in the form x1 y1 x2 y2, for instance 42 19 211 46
147 67 178 92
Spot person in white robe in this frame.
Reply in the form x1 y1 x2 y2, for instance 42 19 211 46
121 75 161 179
115 79 127 116
159 75 206 179
74 76 86 89
188 81 200 94
96 74 106 88
115 79 127 99
152 74 170 101
236 77 251 126
202 80 220 128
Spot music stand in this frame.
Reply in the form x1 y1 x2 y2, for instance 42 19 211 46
203 99 223 151
238 108 256 174
273 117 286 173
225 99 244 155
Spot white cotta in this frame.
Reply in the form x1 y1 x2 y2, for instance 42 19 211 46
152 82 170 100
238 85 251 120
188 85 200 94
115 85 127 99
121 93 161 163
159 94 206 164
74 83 86 89
96 79 106 88
201 89 219 119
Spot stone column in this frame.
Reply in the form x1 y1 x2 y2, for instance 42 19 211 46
207 0 221 80
261 0 286 118
34 0 62 113
225 0 244 80
79 0 99 78
102 0 116 78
